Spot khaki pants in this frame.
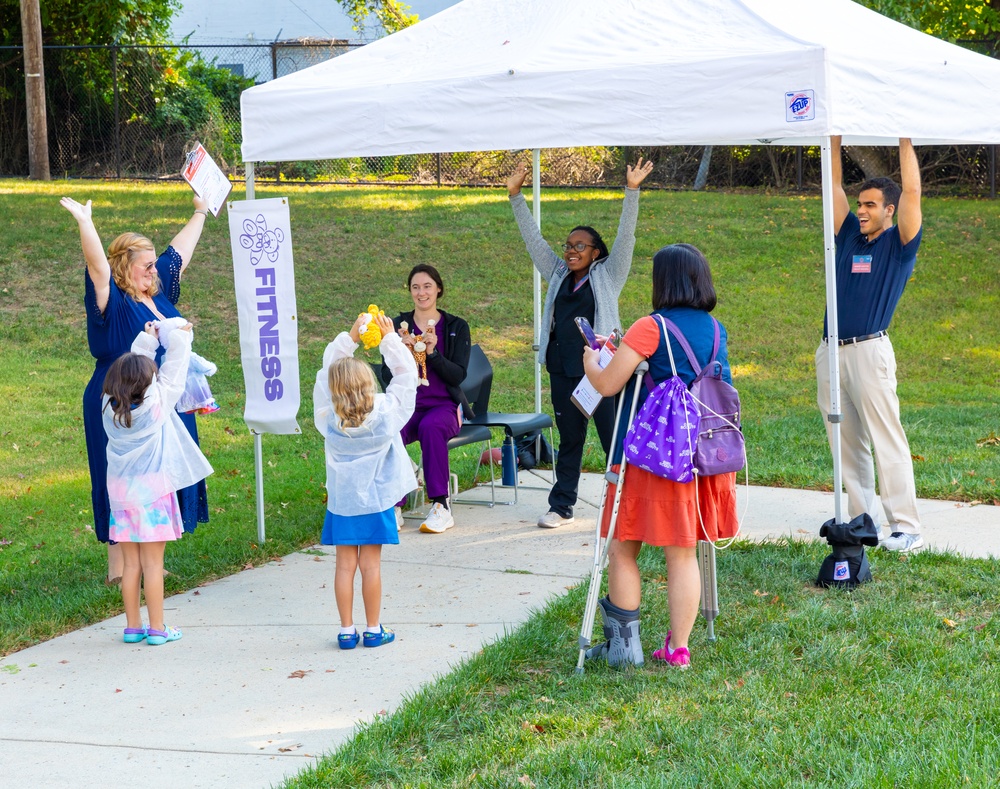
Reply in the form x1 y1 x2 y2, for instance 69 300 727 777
815 335 920 535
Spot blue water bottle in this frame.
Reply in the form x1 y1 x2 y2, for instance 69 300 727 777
501 440 517 486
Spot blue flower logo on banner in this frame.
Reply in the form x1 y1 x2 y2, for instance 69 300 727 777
239 214 285 265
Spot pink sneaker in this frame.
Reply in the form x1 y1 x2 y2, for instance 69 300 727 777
652 631 691 668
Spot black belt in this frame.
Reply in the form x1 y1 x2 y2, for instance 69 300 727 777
833 330 886 346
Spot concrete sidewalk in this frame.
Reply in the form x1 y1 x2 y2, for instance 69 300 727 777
2 472 998 789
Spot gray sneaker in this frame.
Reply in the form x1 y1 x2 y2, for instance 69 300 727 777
881 532 925 553
537 510 574 529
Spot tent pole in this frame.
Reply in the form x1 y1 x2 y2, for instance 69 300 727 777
532 148 542 414
819 140 843 525
245 161 267 543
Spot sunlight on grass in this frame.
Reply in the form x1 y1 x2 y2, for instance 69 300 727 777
730 362 762 377
967 346 1000 363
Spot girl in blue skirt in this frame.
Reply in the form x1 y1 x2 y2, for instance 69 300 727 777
314 312 418 649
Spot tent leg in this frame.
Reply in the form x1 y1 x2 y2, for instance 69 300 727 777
532 149 542 414
246 161 265 542
254 432 266 542
819 139 843 525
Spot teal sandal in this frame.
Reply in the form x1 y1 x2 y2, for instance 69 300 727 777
123 626 147 643
146 625 182 646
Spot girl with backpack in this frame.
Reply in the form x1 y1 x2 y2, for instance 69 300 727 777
581 244 738 669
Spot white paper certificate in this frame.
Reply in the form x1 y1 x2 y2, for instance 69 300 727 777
571 340 617 417
181 143 233 217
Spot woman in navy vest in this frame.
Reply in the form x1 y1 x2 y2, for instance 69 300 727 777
582 244 738 669
507 158 654 530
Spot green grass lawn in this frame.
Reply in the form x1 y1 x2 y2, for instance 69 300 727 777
286 540 1000 788
1 179 999 783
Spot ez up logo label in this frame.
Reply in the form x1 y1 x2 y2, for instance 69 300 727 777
785 90 815 122
834 560 851 581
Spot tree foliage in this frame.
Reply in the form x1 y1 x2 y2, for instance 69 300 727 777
336 0 418 36
0 0 177 45
858 0 1000 51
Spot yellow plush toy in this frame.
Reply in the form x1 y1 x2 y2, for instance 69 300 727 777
359 304 385 350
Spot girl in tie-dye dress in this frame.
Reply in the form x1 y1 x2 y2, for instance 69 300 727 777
102 322 213 646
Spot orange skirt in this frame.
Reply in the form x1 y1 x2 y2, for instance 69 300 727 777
599 464 737 548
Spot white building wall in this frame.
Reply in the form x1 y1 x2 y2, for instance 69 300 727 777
170 1 459 44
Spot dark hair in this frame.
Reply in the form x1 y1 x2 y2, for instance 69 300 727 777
651 243 717 312
407 263 445 298
102 352 157 429
570 225 610 260
858 176 901 212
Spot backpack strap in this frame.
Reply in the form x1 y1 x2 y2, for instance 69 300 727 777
660 316 720 383
643 315 680 392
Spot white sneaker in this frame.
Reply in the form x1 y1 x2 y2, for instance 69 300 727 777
395 506 404 531
537 510 574 529
419 503 455 534
881 532 925 553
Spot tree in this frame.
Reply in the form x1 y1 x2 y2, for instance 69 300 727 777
858 1 1000 51
19 0 49 178
1 0 177 45
843 2 1000 180
336 0 418 37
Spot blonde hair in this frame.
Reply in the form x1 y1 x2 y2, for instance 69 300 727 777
329 358 377 428
108 232 160 300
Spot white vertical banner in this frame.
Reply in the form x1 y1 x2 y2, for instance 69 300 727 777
228 197 301 435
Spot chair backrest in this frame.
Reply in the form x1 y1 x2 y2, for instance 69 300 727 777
373 347 492 415
461 345 493 417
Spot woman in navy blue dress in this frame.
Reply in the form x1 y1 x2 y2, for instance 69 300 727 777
61 194 211 585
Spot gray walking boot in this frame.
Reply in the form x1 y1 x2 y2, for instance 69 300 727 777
584 596 643 667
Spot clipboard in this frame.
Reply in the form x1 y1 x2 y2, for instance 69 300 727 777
571 336 618 417
181 142 233 217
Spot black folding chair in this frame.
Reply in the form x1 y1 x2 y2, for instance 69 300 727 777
464 345 556 505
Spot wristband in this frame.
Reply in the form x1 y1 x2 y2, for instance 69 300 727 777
194 209 209 216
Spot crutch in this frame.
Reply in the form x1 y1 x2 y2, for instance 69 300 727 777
692 422 750 644
575 361 648 675
697 539 719 642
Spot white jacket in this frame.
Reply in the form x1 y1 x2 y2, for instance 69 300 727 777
102 330 214 510
314 331 418 517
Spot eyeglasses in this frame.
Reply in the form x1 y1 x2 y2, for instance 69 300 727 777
133 260 156 272
561 242 597 253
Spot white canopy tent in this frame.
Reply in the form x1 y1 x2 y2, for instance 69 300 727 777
240 0 1000 526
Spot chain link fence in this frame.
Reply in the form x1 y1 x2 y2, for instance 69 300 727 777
0 42 996 196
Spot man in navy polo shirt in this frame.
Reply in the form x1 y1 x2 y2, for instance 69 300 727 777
815 136 924 553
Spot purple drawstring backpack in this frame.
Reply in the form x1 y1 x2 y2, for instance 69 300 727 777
624 315 745 482
623 316 700 482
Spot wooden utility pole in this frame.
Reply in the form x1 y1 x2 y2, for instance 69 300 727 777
20 0 50 180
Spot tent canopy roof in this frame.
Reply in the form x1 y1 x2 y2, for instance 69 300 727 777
241 0 1000 162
